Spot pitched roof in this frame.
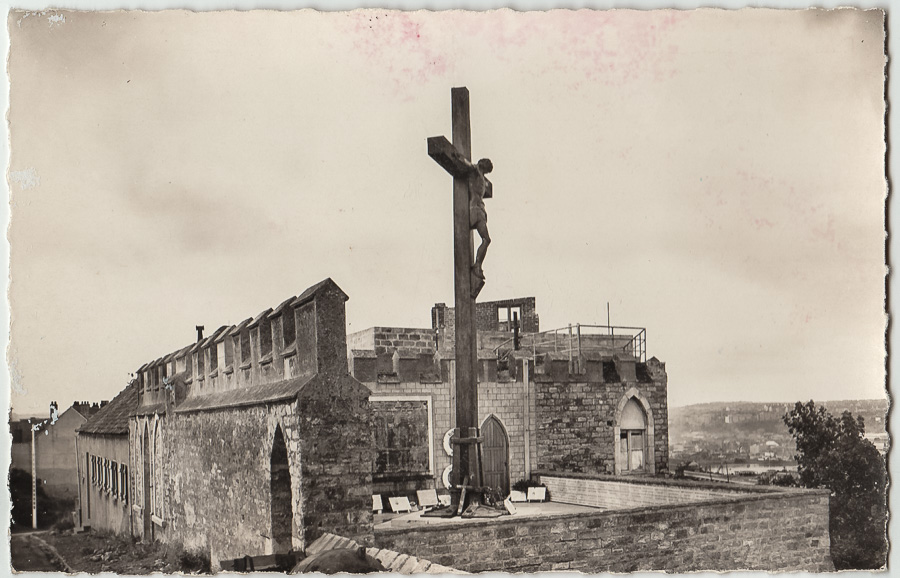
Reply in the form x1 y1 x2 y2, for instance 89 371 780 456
173 374 314 414
77 382 139 435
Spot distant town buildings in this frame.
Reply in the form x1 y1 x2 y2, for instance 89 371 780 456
11 401 106 500
668 399 889 467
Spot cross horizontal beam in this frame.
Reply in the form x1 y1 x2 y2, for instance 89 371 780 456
427 136 468 177
427 136 493 198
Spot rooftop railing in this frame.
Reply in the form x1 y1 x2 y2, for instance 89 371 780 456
493 323 647 365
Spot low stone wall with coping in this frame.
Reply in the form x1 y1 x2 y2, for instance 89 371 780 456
536 471 746 509
374 475 832 573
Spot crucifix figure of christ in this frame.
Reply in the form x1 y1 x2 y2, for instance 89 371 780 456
427 87 503 517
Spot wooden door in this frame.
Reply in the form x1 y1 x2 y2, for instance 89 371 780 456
481 416 510 496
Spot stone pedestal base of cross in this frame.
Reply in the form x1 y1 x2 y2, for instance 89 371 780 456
426 87 503 518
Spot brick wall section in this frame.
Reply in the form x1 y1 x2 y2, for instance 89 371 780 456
371 327 437 356
375 487 833 572
537 473 740 509
534 359 668 475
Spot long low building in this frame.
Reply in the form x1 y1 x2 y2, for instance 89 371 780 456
75 384 138 534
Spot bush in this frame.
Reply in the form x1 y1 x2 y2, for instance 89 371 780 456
511 478 551 501
178 549 211 574
53 515 75 532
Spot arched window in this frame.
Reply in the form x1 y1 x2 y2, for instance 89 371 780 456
619 398 648 473
152 421 163 518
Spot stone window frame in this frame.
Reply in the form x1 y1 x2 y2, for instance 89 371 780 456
120 463 128 505
369 394 435 476
613 387 656 475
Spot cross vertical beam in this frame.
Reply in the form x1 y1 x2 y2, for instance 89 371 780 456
428 87 482 498
450 87 480 492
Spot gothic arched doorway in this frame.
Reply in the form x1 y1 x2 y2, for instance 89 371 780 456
481 416 510 496
618 398 648 473
270 425 293 553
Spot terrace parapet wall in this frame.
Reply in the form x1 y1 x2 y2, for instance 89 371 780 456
374 479 832 573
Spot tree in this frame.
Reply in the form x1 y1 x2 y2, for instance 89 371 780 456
8 468 53 528
783 401 887 570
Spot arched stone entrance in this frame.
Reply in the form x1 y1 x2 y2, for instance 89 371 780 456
481 415 510 496
614 389 656 475
270 425 293 554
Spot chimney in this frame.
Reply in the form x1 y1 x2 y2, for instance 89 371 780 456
196 325 205 342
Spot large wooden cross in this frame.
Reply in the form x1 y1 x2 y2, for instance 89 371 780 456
427 87 491 499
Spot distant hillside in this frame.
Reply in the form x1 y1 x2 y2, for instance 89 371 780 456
670 399 887 432
669 399 888 454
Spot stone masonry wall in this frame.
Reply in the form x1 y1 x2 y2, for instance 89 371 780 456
534 365 668 475
170 401 302 567
297 372 375 547
375 488 833 573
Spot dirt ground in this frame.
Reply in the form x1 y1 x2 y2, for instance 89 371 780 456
10 534 64 572
42 530 209 574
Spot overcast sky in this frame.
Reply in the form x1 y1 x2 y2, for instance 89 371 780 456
7 8 886 416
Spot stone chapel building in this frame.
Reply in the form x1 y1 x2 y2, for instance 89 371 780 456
110 279 372 566
75 278 669 568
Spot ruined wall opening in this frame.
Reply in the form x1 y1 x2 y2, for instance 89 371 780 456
270 425 293 554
